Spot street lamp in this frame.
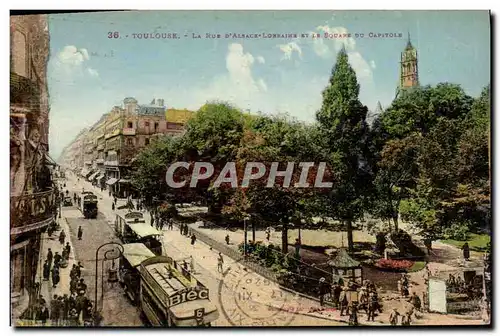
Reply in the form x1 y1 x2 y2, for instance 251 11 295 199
243 215 250 259
94 242 123 325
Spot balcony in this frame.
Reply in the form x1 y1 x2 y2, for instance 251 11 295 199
105 160 119 166
10 72 41 111
123 128 136 136
10 188 58 235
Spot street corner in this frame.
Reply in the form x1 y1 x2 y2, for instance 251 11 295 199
217 260 299 326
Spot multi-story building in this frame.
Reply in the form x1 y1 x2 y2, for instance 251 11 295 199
58 128 88 172
10 14 58 320
59 98 194 197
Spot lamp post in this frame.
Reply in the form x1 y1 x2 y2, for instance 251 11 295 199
243 215 250 260
94 242 123 326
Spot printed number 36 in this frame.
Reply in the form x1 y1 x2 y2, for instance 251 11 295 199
108 32 119 38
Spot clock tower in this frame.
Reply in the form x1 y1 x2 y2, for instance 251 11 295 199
396 33 419 98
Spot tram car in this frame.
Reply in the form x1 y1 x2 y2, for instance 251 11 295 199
138 255 219 327
77 192 98 219
115 212 163 255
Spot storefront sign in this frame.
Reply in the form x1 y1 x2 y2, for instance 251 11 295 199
11 189 57 228
168 288 209 307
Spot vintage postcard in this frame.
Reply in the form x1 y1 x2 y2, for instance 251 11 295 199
10 10 491 327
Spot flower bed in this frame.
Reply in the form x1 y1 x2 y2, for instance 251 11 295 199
375 258 415 272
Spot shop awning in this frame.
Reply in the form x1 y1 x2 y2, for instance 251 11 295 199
97 173 106 181
44 153 58 166
118 179 131 183
106 178 118 185
88 171 99 181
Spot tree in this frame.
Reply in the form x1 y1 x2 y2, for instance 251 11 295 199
178 101 246 213
131 135 181 208
315 47 370 251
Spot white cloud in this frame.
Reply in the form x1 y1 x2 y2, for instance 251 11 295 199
348 51 373 80
57 46 88 66
87 68 99 77
51 45 97 81
194 43 268 109
277 42 302 61
309 25 374 85
256 55 265 64
316 25 356 52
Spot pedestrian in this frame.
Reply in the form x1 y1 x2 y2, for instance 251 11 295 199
349 302 359 326
70 277 78 295
77 278 88 294
168 219 173 230
217 252 224 273
62 294 70 322
53 252 62 268
76 261 83 277
78 226 83 240
38 302 50 325
68 308 79 326
266 228 271 241
112 202 115 211
318 277 329 307
409 292 422 312
401 311 411 326
47 248 53 266
65 242 71 257
225 234 230 245
332 282 342 307
183 260 189 271
462 242 470 261
59 230 66 245
180 223 185 235
389 308 400 325
43 260 50 281
50 295 60 325
367 292 377 322
51 266 60 288
339 287 348 316
191 233 197 245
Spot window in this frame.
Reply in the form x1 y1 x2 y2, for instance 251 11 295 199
145 138 150 146
127 121 133 128
127 138 133 145
145 121 150 127
141 285 168 326
154 122 159 131
12 30 27 77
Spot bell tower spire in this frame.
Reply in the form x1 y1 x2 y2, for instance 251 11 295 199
396 31 419 98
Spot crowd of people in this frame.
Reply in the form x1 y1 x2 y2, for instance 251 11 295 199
33 227 95 326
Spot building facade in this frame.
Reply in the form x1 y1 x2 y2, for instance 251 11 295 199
10 14 58 320
58 98 194 198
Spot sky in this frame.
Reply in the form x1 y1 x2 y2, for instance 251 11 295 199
46 10 491 159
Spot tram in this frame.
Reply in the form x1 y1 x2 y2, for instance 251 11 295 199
138 255 219 327
115 212 163 255
119 243 156 303
77 192 98 219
